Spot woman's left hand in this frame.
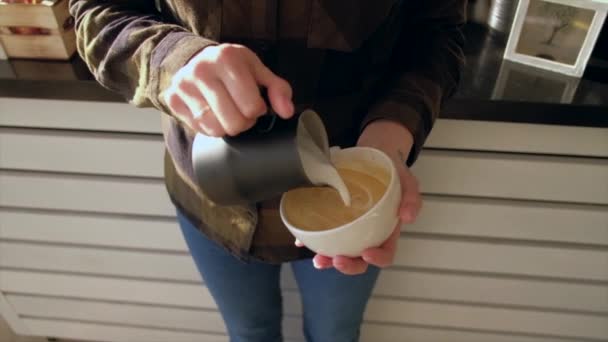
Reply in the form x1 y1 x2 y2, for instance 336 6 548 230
296 120 423 275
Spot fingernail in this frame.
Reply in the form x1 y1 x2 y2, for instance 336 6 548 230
283 97 294 114
362 255 372 263
313 259 322 269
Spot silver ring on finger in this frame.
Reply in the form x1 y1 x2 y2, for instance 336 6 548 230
193 106 211 120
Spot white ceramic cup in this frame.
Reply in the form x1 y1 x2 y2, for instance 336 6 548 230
280 146 401 257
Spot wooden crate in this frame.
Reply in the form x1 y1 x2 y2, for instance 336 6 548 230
0 0 76 60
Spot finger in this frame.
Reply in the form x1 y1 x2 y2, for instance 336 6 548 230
176 81 209 120
410 191 424 222
249 55 294 119
194 111 225 137
333 256 368 275
165 89 213 135
399 198 420 223
265 78 294 119
220 63 267 119
165 89 194 122
361 248 393 268
294 239 304 247
361 225 400 268
398 169 422 223
313 255 333 270
196 78 250 136
400 202 421 224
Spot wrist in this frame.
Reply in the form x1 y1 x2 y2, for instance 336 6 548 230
358 119 414 164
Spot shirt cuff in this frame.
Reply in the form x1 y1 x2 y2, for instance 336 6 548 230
149 32 217 114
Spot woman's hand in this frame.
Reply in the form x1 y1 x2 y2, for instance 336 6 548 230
163 43 294 137
297 120 422 275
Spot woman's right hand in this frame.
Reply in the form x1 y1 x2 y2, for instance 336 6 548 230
163 43 295 137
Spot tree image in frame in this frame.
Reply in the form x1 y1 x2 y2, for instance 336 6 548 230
516 0 595 65
542 2 576 45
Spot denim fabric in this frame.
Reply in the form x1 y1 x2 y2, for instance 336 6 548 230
178 211 380 342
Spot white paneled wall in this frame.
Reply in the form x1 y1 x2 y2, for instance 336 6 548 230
1 98 607 342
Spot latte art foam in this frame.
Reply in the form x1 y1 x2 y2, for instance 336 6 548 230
283 168 388 231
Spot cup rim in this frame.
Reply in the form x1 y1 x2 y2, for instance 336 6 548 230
279 146 397 236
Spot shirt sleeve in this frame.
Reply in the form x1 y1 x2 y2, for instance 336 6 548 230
69 0 217 113
360 0 466 166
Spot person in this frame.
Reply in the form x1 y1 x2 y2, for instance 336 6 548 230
70 1 465 341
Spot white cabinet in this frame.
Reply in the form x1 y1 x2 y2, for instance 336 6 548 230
1 98 607 341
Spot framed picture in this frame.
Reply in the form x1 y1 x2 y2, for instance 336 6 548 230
504 0 608 77
0 41 7 60
492 59 580 103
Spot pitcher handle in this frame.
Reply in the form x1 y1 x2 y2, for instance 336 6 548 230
256 88 278 133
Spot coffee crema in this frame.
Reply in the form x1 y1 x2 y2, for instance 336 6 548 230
283 168 388 231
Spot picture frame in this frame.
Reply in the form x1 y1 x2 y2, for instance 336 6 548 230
504 0 608 77
0 41 7 60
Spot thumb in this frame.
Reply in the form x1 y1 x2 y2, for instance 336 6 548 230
252 59 294 119
398 167 422 224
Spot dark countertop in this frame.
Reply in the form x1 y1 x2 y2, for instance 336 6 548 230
1 23 607 128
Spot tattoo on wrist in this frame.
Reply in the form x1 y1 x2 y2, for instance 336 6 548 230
397 149 407 164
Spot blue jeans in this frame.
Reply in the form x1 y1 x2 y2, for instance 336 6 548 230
178 211 380 342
